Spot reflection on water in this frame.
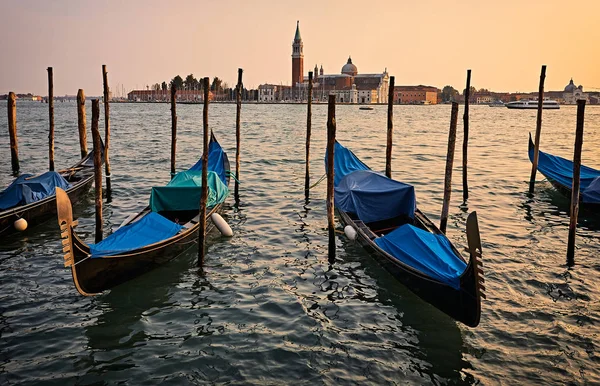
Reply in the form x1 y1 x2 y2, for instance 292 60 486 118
0 102 600 384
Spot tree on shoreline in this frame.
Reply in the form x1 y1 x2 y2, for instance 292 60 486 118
170 75 184 90
441 85 459 102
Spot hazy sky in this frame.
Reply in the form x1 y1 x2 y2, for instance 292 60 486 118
1 0 599 96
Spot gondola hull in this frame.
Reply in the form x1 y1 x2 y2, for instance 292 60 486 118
337 209 483 327
67 205 223 295
1 151 98 237
57 134 230 296
528 134 600 209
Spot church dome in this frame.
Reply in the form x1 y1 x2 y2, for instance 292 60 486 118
564 78 577 93
341 57 358 76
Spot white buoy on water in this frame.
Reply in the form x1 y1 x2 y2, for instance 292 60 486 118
14 218 28 232
344 225 357 241
211 213 233 237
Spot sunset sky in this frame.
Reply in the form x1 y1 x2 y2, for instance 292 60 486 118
1 0 599 96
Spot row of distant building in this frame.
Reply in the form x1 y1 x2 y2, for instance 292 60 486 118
126 22 599 105
7 22 597 105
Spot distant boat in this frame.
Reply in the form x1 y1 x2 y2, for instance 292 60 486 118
359 106 374 110
506 99 560 109
419 100 432 105
488 100 505 107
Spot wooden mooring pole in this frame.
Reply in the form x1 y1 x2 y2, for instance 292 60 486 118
529 65 547 194
462 69 471 201
440 102 459 234
77 89 88 158
91 100 103 243
326 94 337 261
235 68 243 203
386 76 395 178
567 99 586 266
47 67 55 171
304 71 313 198
198 77 210 267
7 92 19 175
102 64 112 201
170 85 177 178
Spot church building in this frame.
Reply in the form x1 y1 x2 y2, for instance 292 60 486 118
259 22 389 104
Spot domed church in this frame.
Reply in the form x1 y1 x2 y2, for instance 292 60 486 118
292 22 389 104
563 78 588 104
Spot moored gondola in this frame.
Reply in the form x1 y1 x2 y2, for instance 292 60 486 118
326 141 485 327
56 133 230 296
0 145 103 237
528 134 600 207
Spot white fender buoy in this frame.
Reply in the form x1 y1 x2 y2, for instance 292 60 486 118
211 213 233 237
14 218 28 232
344 225 357 241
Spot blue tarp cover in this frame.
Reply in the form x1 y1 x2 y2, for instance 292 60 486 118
335 170 416 223
0 171 71 210
529 143 600 204
90 212 183 257
325 141 370 186
189 138 228 185
149 171 229 212
374 224 467 289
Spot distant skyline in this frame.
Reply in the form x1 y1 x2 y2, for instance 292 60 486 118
1 0 599 96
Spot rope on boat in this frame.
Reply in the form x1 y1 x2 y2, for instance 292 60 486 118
226 170 240 184
307 173 327 190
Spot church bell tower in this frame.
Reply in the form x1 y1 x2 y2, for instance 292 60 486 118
291 21 304 87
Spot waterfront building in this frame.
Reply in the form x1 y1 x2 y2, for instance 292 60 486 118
393 85 439 104
127 89 212 102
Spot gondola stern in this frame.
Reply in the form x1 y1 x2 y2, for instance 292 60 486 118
56 188 78 268
462 211 485 327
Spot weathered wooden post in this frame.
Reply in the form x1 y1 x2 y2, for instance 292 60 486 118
462 69 471 201
102 64 112 201
170 85 177 178
304 71 313 198
235 68 243 203
91 100 103 243
529 65 547 194
198 77 210 267
386 76 395 178
7 92 19 175
440 102 459 234
47 67 55 171
326 94 337 260
567 99 586 266
77 89 88 158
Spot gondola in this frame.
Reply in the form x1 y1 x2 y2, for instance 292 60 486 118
56 133 230 296
528 134 600 206
326 141 485 327
0 145 102 237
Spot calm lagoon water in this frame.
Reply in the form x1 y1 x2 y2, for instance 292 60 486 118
0 101 599 385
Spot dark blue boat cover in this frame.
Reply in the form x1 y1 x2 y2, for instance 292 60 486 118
90 212 183 257
335 170 416 223
325 141 369 186
374 224 467 289
529 143 600 204
0 171 71 210
189 138 228 185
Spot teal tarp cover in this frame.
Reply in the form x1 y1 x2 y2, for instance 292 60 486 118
374 224 467 289
90 212 183 257
0 171 71 210
149 171 229 213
